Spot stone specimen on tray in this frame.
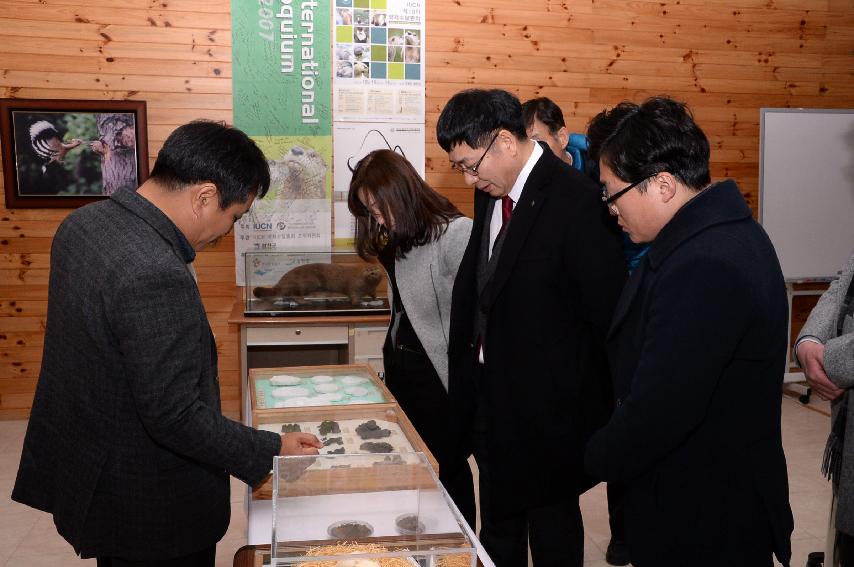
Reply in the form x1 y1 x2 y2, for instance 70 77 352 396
271 386 311 398
341 375 368 385
356 420 392 439
319 420 341 435
323 436 343 446
328 520 374 539
270 374 302 386
395 513 425 535
344 386 370 397
281 423 301 433
359 441 394 453
327 447 345 454
316 392 345 402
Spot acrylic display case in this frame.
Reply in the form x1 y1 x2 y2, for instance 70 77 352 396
249 363 437 499
245 251 390 317
249 364 395 423
270 453 476 567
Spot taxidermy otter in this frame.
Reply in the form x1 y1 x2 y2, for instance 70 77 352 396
254 263 383 305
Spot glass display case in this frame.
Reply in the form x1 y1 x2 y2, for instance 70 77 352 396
250 364 393 417
271 453 476 567
245 251 390 316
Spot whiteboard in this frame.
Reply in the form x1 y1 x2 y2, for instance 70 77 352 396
759 108 854 281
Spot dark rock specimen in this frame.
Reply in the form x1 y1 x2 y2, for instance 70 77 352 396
356 420 392 439
359 441 394 453
328 521 374 539
395 514 425 535
319 420 341 435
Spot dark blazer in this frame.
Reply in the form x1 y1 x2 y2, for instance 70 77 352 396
12 189 281 560
448 143 626 517
585 180 794 566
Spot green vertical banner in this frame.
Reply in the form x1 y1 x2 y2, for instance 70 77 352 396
232 0 333 285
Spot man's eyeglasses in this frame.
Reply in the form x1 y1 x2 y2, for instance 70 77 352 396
601 174 655 215
450 132 499 177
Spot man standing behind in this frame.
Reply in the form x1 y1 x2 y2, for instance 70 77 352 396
13 121 322 566
437 89 626 567
522 96 575 167
522 96 633 567
523 96 648 280
584 97 793 567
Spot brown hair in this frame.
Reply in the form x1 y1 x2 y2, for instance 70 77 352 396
347 149 462 259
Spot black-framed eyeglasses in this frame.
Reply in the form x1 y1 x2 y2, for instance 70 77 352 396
450 132 499 177
601 174 655 214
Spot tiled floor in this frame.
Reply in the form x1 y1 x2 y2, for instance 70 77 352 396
0 394 834 566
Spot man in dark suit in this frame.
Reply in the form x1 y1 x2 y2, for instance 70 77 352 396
12 121 322 566
437 89 626 567
584 97 794 567
523 95 637 567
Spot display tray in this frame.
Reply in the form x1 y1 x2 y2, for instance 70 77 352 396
259 417 416 460
250 364 390 415
244 251 390 317
270 453 476 567
252 405 438 500
239 543 479 567
271 533 474 567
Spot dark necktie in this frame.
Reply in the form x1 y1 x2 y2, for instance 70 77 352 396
479 195 515 361
495 195 514 245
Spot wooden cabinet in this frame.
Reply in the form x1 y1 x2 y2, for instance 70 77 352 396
228 299 390 424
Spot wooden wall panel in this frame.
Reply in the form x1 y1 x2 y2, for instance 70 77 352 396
0 0 852 418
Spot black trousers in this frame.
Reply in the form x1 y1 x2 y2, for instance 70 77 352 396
473 430 584 567
383 338 477 528
607 481 626 541
96 546 215 567
471 364 583 567
840 530 854 567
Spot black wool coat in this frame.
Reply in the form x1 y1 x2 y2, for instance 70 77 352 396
585 180 794 566
447 143 627 518
12 189 281 560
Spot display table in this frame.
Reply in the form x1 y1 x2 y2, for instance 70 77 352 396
228 300 494 567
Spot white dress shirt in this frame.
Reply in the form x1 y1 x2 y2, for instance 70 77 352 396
488 141 542 260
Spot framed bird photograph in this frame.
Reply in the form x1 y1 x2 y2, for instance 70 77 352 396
0 99 148 208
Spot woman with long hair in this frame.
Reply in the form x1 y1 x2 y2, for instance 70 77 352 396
348 149 475 525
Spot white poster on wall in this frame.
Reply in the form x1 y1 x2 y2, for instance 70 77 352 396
332 122 426 246
332 0 425 123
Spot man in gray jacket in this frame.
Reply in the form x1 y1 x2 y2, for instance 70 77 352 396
13 121 321 566
797 251 854 566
